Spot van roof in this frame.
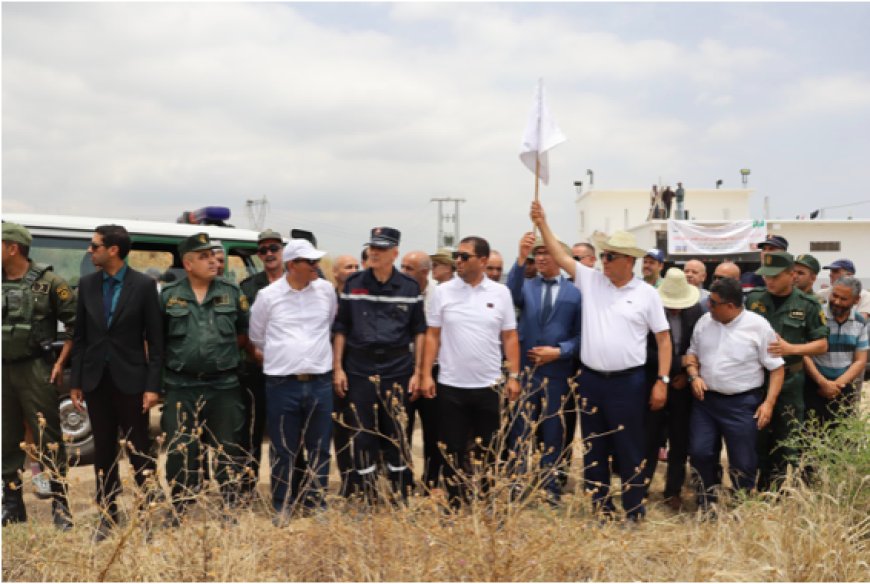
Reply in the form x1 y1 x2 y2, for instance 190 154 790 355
3 213 270 243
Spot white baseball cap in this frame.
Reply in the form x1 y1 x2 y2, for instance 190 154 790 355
282 238 326 262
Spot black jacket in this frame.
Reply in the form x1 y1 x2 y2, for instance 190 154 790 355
70 267 164 394
645 302 705 379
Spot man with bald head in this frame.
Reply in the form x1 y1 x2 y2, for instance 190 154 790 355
400 251 443 491
713 261 740 282
332 255 360 292
486 250 505 283
684 259 710 310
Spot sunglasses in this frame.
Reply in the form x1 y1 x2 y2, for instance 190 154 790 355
599 251 629 262
451 251 477 262
573 255 593 261
293 258 320 266
258 243 283 255
87 242 105 250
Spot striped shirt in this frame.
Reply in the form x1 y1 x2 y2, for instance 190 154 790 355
811 304 869 380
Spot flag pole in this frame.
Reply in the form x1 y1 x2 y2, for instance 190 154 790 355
533 153 540 236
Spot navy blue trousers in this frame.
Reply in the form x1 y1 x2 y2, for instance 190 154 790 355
579 367 648 519
688 389 762 508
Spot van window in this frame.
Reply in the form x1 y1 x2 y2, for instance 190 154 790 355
28 236 89 287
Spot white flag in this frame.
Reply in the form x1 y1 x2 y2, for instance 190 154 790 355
519 79 566 185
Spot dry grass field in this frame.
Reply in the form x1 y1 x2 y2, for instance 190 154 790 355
3 383 868 582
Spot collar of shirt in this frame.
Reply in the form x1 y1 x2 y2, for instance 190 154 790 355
102 264 127 285
362 267 403 290
278 276 316 295
455 275 493 291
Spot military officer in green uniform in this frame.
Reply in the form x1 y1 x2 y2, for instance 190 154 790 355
793 254 821 302
160 232 250 518
2 222 76 529
746 251 828 490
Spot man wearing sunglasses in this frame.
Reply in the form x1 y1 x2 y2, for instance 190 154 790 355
333 227 426 503
238 229 291 502
419 236 521 508
531 201 672 522
248 239 336 522
571 243 596 270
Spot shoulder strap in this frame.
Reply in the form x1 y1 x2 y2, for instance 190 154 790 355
23 263 51 286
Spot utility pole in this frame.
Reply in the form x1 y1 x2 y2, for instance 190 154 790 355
246 196 269 231
430 197 465 249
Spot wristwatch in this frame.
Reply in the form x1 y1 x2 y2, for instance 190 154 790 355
508 373 521 381
687 374 697 383
657 375 670 384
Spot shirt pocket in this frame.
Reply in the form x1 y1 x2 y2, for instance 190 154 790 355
165 306 190 338
213 304 238 337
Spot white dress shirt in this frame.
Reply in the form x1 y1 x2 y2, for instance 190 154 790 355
572 262 669 371
426 276 517 388
248 277 337 376
687 309 784 394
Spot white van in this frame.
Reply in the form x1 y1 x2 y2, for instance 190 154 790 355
3 210 268 464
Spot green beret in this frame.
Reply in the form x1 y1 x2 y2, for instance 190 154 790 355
2 222 32 247
257 229 283 243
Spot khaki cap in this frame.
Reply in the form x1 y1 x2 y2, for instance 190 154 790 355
2 222 32 246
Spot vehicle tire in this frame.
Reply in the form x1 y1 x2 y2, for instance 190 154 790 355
58 397 95 466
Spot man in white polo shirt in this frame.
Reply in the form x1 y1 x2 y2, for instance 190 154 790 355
531 201 672 521
684 277 784 511
419 235 521 509
248 239 337 523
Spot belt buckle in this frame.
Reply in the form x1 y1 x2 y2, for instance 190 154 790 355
297 374 312 382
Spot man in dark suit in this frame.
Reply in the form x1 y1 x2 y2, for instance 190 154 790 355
506 232 582 506
70 224 163 541
642 268 705 510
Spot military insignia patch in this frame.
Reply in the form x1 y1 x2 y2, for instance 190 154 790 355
819 311 827 326
239 295 250 312
199 233 208 244
750 301 766 314
166 297 188 308
56 285 72 301
31 282 50 294
214 294 231 306
789 309 805 320
765 255 773 265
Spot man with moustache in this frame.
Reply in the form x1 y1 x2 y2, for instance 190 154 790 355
333 227 426 502
419 236 521 509
160 233 250 519
803 276 867 424
642 248 665 288
248 239 337 521
429 249 455 284
746 251 827 490
531 201 672 521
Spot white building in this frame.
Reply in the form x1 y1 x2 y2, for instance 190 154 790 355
575 187 870 289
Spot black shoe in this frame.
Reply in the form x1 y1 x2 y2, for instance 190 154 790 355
52 500 74 531
2 484 27 526
93 513 117 542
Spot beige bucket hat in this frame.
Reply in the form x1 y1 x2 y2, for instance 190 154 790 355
592 230 647 258
658 267 701 309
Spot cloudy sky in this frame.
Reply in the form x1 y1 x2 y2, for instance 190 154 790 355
4 2 870 259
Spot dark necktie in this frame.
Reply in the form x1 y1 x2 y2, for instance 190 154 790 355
540 279 557 324
104 278 118 325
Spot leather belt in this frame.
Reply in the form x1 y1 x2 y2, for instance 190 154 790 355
580 363 645 379
269 372 330 382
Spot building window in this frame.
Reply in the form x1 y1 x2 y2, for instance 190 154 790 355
810 241 841 252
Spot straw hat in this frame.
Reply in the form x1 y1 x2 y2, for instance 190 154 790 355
592 230 646 258
658 268 700 309
528 237 571 260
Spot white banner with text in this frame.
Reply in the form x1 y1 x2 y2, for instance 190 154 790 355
667 220 766 255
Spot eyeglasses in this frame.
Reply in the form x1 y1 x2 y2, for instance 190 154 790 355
292 258 320 266
712 274 729 281
599 251 629 262
451 251 477 262
258 243 282 255
88 242 105 250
